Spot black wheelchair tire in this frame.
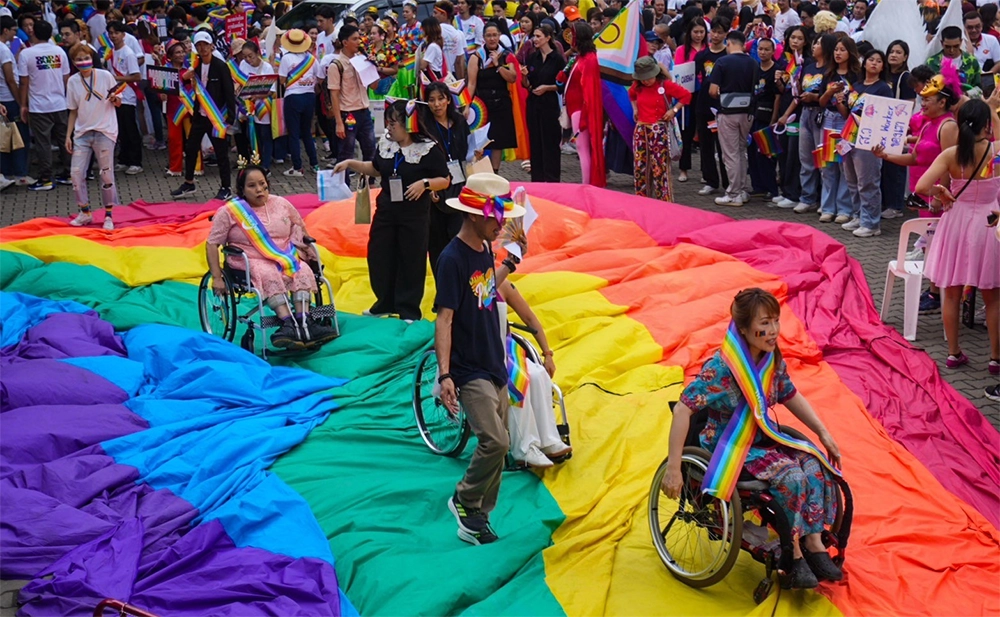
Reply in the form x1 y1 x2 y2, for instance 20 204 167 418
198 271 237 342
413 349 471 457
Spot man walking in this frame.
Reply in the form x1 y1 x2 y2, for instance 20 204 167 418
107 21 143 175
328 25 376 168
17 19 70 191
436 173 525 546
709 30 757 207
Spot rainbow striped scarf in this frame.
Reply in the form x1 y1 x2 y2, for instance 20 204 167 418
192 76 228 138
173 84 196 124
226 198 301 277
701 322 841 500
506 333 530 405
285 54 315 88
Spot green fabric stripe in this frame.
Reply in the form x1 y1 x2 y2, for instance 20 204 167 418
0 249 568 616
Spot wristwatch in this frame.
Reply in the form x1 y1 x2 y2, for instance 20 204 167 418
423 178 430 190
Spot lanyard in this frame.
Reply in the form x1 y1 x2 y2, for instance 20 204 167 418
82 71 103 101
392 152 404 175
436 122 452 158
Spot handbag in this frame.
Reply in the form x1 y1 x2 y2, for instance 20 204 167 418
354 176 371 224
908 145 992 209
0 114 23 153
666 117 683 161
558 106 570 130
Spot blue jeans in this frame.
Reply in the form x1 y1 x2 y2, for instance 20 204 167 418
0 99 29 177
881 160 907 211
820 110 852 216
70 131 118 208
336 108 377 163
842 147 882 228
796 107 822 206
284 93 318 171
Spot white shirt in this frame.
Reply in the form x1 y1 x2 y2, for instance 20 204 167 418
835 17 851 34
16 42 69 113
316 30 336 63
441 22 465 73
773 8 801 41
279 51 319 96
0 41 17 102
87 13 107 47
240 58 274 125
455 14 484 48
124 32 144 66
971 33 1000 70
111 45 141 106
848 17 865 33
422 42 443 74
66 68 119 139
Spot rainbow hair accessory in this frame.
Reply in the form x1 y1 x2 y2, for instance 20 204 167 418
225 197 301 277
457 186 515 223
466 96 488 130
701 322 842 500
447 79 472 108
506 334 530 406
404 99 420 133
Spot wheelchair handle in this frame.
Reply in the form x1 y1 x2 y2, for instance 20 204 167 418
303 235 317 244
222 246 245 256
508 322 538 335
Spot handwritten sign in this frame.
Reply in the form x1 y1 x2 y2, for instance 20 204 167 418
147 65 179 95
671 61 695 93
238 73 278 97
225 13 247 40
854 94 913 155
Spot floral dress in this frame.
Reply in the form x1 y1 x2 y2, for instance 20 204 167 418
207 195 317 299
680 351 837 537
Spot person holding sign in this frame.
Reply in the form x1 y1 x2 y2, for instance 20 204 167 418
237 40 275 173
661 288 844 590
328 25 377 171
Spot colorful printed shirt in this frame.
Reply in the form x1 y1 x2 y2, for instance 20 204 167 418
926 51 982 91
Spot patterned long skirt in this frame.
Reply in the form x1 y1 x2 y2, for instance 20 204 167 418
752 447 838 537
634 121 674 201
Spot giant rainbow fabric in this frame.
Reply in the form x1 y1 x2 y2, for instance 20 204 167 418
1 186 999 616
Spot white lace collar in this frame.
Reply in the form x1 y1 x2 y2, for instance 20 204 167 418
378 136 437 163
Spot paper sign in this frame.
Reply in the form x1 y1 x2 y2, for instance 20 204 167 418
147 65 179 95
349 55 381 87
317 170 353 201
853 94 914 155
225 13 247 40
502 188 538 259
370 99 386 130
238 74 278 97
671 61 695 93
156 16 168 38
466 123 491 161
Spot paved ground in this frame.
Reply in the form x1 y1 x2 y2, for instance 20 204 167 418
0 140 997 427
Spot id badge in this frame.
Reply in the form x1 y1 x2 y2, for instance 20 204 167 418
389 175 405 202
447 159 465 184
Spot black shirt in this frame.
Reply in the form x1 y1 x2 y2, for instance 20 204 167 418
429 117 471 200
753 61 780 123
798 60 825 107
887 69 916 100
711 52 758 115
371 140 451 209
849 79 893 114
822 70 859 113
526 47 567 108
694 47 727 111
434 239 506 388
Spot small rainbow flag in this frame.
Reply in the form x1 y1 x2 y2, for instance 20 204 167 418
466 96 488 130
465 41 479 55
225 198 301 276
506 334 530 406
509 22 521 40
6 0 22 11
107 81 128 98
98 32 113 62
821 128 842 164
228 58 248 88
841 113 860 144
751 126 782 158
399 54 416 70
783 51 800 82
812 146 826 169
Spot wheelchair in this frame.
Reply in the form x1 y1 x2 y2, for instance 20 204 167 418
647 405 853 604
412 323 572 467
197 236 340 358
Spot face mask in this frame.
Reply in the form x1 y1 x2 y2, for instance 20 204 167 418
75 58 93 71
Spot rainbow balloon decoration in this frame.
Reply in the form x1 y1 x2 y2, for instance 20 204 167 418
1 185 998 616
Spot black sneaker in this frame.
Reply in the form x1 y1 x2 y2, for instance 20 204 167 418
986 384 1000 402
784 558 819 589
171 182 197 197
86 170 96 181
53 175 72 185
306 319 338 345
28 180 54 191
803 549 843 582
271 320 299 348
448 494 498 545
215 187 233 201
205 155 219 167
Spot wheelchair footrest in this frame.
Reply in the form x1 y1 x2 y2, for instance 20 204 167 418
310 304 337 319
259 315 284 329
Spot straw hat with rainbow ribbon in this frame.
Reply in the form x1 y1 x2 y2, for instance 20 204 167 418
446 174 526 221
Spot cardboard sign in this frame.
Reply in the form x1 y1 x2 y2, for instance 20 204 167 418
671 61 696 93
147 65 179 95
225 13 247 40
238 73 278 97
853 94 914 155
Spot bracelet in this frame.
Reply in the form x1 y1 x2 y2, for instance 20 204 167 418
506 252 521 265
502 258 517 273
542 350 554 357
438 372 453 384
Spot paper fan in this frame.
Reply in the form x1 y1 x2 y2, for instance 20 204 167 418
466 97 489 131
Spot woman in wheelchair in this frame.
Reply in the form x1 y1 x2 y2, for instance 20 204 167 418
206 165 337 349
661 289 844 589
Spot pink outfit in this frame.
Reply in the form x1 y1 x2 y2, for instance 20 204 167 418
911 112 955 218
207 195 318 298
674 45 704 66
923 170 1000 290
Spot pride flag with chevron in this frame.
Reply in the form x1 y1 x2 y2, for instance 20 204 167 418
595 0 647 142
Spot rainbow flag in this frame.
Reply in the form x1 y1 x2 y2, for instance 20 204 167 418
812 145 826 169
228 59 248 88
783 51 800 82
6 0 22 11
841 113 860 144
399 54 416 70
751 126 782 158
224 198 300 276
448 80 472 108
596 0 648 143
107 81 128 98
506 334 530 405
822 128 842 163
98 32 113 62
508 22 521 40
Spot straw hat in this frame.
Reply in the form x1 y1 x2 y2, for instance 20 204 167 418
446 173 527 220
281 28 312 53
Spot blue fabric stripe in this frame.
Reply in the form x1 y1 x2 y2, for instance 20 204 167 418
0 291 94 347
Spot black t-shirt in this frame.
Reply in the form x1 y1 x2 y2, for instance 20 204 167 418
371 140 451 209
710 52 758 115
754 61 780 123
434 238 506 388
526 48 567 107
695 47 727 110
798 60 825 107
821 70 859 112
848 79 893 115
429 118 471 200
888 69 916 100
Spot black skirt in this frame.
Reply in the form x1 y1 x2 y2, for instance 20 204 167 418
478 84 518 150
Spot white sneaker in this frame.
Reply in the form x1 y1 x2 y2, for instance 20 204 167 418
125 165 143 175
15 176 36 186
776 198 796 209
103 217 114 231
522 445 554 469
677 171 688 182
771 195 784 203
819 213 834 222
165 169 182 177
0 176 13 191
114 164 127 172
283 168 304 177
541 442 573 459
905 247 924 260
739 191 750 202
69 212 93 226
698 185 716 196
194 170 205 177
881 208 904 219
841 217 861 230
853 226 881 237
793 202 814 213
560 142 577 154
715 195 744 207
833 214 851 224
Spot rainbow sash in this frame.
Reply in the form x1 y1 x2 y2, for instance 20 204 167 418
226 198 301 277
285 54 316 88
193 77 228 138
228 59 249 88
506 334 530 405
173 84 196 125
701 322 842 500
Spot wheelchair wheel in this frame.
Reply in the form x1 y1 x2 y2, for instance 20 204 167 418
198 271 237 342
413 349 471 457
649 447 743 588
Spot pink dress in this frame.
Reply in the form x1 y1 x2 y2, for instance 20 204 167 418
911 112 955 218
923 164 1000 290
207 195 318 298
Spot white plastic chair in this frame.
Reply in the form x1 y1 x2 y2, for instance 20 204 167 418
880 217 940 341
